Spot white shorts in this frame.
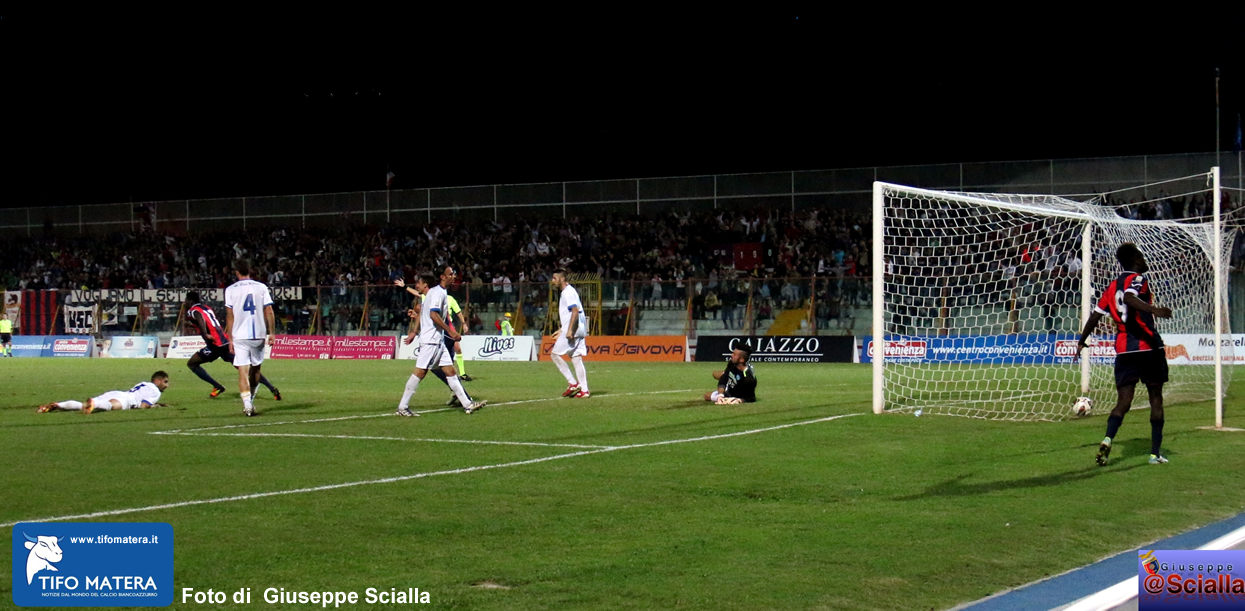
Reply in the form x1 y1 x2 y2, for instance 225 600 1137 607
416 342 454 371
552 334 587 358
94 391 133 410
232 339 266 367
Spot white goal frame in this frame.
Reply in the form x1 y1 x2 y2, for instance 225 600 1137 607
871 168 1228 425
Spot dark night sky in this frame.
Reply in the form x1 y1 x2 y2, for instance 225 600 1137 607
6 34 1242 208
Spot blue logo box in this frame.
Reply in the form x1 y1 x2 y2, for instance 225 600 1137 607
1139 549 1245 609
12 523 173 607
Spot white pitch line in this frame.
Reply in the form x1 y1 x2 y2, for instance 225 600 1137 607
1 413 862 528
158 431 613 449
151 389 701 435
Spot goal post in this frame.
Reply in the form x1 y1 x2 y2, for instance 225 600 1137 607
871 172 1232 422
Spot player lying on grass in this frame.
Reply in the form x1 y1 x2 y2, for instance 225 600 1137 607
396 273 485 417
182 291 280 401
38 371 169 414
1076 243 1172 466
704 344 757 404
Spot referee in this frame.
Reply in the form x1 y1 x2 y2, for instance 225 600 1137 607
0 312 11 357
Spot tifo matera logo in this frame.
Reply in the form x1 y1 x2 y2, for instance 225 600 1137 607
23 532 64 585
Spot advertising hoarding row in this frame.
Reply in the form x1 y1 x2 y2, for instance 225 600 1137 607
860 334 1245 365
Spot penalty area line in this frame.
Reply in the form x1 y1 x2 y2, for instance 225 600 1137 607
158 431 614 449
149 389 701 434
2 412 863 528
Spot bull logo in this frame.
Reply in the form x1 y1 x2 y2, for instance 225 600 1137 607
23 532 64 585
1164 344 1190 361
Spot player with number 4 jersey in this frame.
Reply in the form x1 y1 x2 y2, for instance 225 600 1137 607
225 260 276 417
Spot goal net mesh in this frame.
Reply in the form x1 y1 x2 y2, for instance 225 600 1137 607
878 184 1232 421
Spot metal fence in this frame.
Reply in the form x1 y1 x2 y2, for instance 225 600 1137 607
3 152 1241 236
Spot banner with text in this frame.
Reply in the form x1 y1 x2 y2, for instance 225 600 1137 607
11 522 174 607
100 336 159 358
164 336 206 360
4 291 20 330
461 335 535 361
331 336 396 360
1161 334 1245 364
862 334 1245 365
13 336 96 358
861 335 1081 364
63 306 96 335
694 335 854 363
65 287 303 305
539 336 687 362
270 335 333 359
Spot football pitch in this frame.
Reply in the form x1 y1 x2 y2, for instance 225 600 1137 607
3 359 1245 610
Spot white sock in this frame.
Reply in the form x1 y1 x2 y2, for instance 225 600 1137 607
553 356 576 385
57 401 83 411
399 374 420 409
241 392 252 410
572 356 588 393
446 375 472 407
94 401 113 411
710 391 721 402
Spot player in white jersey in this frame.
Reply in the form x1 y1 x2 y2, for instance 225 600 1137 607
550 269 590 398
38 371 169 414
395 273 485 417
224 259 276 417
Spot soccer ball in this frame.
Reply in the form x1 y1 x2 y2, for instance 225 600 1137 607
1072 396 1093 417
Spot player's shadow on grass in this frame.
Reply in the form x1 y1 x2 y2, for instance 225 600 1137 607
896 463 1147 500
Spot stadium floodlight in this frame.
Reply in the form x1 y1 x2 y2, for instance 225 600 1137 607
870 168 1231 422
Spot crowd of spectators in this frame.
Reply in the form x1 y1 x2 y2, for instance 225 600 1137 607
0 206 872 297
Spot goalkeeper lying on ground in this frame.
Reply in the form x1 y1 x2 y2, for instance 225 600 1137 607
704 344 757 404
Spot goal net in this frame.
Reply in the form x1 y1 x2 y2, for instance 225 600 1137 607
870 174 1232 421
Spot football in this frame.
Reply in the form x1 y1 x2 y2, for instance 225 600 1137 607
1073 396 1093 417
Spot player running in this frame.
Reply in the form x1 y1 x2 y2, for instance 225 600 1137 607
703 344 758 404
395 273 485 417
1076 243 1173 465
550 269 589 398
183 291 280 400
38 371 169 414
225 260 276 417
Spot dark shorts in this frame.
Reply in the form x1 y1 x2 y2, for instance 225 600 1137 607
722 375 758 403
1114 349 1169 388
195 343 233 364
0 333 10 343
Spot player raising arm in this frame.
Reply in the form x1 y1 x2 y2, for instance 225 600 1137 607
395 273 485 417
225 260 276 417
1076 243 1172 466
39 371 169 414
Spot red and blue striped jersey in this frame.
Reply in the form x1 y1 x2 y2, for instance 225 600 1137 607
187 304 228 347
1094 272 1163 354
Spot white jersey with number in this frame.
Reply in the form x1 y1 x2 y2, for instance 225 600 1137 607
96 381 162 410
225 278 274 340
559 284 587 338
419 285 449 345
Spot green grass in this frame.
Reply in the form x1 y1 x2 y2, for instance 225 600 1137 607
2 359 1245 610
